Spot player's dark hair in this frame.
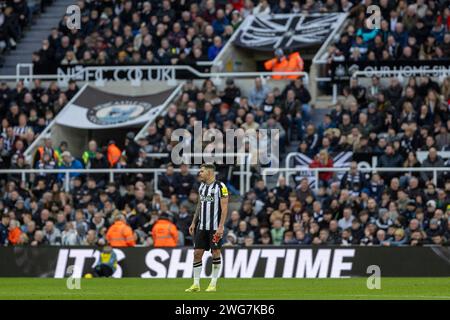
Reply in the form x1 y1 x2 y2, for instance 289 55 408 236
200 163 216 171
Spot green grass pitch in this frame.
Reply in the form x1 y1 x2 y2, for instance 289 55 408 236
0 278 449 300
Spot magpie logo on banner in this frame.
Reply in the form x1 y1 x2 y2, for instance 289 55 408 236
234 13 346 51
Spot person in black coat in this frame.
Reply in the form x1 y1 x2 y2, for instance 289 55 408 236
124 132 140 164
0 214 9 246
88 150 109 187
173 164 196 200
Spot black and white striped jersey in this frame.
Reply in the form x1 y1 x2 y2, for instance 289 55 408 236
197 180 228 231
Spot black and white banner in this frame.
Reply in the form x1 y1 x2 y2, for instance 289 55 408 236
0 246 449 278
234 13 346 51
55 85 177 129
293 152 352 185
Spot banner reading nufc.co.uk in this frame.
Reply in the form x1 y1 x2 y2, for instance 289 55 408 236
0 246 449 278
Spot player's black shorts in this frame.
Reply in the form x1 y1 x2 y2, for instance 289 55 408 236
194 229 223 251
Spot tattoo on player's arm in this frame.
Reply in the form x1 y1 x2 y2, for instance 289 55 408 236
192 201 201 225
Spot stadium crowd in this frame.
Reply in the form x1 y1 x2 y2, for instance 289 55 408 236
328 0 450 62
33 0 247 73
0 0 55 66
0 78 79 167
0 0 449 248
0 72 449 247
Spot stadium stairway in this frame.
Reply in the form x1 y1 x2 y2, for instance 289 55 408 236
262 106 329 190
0 0 74 75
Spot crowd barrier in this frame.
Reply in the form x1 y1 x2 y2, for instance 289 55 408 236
2 164 448 195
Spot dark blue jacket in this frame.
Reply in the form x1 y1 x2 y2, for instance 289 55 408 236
0 223 8 246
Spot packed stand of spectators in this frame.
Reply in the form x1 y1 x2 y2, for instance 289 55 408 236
0 79 79 169
1 0 55 65
227 167 449 247
0 76 314 247
328 0 450 64
223 74 449 247
33 0 361 73
34 0 243 73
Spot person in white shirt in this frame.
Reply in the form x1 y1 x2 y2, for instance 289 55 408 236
338 207 355 230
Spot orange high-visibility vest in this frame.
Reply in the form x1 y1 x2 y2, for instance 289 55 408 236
37 146 59 162
264 56 290 80
107 144 122 167
106 221 136 247
286 52 304 79
152 219 179 247
264 52 304 79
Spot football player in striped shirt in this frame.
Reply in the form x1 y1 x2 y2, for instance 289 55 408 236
185 163 229 292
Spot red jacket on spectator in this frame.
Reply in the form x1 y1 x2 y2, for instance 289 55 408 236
309 156 334 182
230 0 244 11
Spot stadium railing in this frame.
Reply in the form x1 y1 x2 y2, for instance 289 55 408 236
4 166 447 195
0 168 199 193
260 167 449 192
0 63 310 88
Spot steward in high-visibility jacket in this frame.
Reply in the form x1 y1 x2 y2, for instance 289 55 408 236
151 213 179 247
93 245 117 277
264 49 304 80
33 138 60 166
107 140 121 167
106 215 136 247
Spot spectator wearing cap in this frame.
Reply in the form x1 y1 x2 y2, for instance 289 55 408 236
404 200 418 220
426 199 438 216
221 78 241 106
57 151 84 182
